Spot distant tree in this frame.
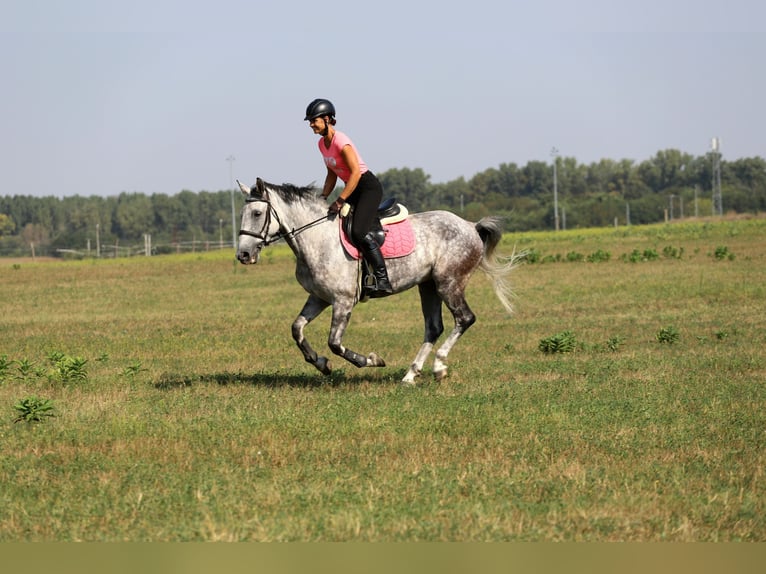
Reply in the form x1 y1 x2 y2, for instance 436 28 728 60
727 157 766 194
520 160 550 197
0 213 15 236
430 177 469 212
557 157 587 197
21 223 49 248
378 168 430 211
463 201 489 222
114 192 153 240
637 149 694 192
494 162 524 197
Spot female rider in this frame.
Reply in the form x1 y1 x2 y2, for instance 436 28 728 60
304 98 393 296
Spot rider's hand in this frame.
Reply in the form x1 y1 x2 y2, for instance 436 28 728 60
328 199 343 216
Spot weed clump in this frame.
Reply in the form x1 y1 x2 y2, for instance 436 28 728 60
656 326 680 345
46 352 88 385
662 245 684 259
13 396 56 423
713 246 735 261
587 249 611 263
539 330 577 354
605 336 624 352
622 248 660 263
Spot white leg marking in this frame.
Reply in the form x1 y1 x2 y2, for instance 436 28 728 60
402 342 433 385
433 329 462 379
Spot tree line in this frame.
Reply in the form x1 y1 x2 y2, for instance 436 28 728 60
1 149 764 257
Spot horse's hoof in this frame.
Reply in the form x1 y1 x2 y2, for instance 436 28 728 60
401 366 422 385
401 371 419 385
317 357 332 375
434 369 448 381
367 352 386 367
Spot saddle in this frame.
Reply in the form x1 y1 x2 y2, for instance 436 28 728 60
341 198 408 248
339 199 415 260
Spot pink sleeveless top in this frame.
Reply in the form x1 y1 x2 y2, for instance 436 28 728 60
317 130 368 183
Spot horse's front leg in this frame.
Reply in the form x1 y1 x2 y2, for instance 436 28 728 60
292 294 332 375
327 297 386 369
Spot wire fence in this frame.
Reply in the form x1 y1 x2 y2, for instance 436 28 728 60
0 237 236 260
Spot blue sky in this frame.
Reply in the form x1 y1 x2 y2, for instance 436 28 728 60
1 0 763 197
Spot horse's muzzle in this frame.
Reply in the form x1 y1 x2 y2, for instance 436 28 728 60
236 249 259 265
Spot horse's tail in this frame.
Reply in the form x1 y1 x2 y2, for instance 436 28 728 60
475 216 520 315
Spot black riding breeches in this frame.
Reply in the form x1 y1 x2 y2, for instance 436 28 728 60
346 171 382 246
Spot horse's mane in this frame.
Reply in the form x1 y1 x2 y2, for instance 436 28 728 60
263 181 320 204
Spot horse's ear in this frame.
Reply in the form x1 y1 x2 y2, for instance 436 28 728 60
256 178 266 194
237 179 250 197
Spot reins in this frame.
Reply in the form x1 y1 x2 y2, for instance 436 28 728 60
238 193 330 246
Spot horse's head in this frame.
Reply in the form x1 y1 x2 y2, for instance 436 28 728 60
236 178 280 265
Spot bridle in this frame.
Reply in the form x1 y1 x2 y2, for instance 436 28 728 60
238 188 330 247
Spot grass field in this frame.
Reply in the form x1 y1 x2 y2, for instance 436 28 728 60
1 216 764 541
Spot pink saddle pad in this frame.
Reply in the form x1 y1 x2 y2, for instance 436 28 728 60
339 218 416 260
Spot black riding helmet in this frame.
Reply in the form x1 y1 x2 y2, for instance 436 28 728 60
304 98 336 121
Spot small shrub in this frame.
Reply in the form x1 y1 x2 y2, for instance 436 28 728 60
662 245 684 259
121 361 147 379
539 330 577 354
0 354 10 382
622 248 660 263
713 246 735 261
520 249 540 264
587 249 611 263
13 396 56 424
656 326 680 345
47 353 88 384
605 336 624 352
541 254 561 264
622 249 640 263
15 358 37 380
566 251 584 262
643 248 660 261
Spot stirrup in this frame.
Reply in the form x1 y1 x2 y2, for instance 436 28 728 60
360 263 391 299
364 276 393 298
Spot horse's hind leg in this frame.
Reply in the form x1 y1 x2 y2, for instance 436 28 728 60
402 280 444 385
292 295 332 375
432 283 476 381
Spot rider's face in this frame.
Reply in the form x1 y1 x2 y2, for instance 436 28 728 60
309 117 327 134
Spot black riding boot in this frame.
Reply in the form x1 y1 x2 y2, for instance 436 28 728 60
359 232 393 296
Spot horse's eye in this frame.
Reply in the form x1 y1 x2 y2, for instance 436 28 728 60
252 210 262 218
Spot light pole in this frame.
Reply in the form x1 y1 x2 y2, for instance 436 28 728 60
226 155 236 247
711 137 723 216
551 147 560 231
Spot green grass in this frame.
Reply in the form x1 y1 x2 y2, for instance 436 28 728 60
1 217 765 541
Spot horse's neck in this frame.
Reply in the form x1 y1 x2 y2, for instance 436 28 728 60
273 196 337 262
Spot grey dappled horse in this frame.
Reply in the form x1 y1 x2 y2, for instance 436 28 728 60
236 178 518 385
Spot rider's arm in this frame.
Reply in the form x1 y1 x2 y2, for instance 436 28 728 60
321 168 338 199
337 145 361 202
